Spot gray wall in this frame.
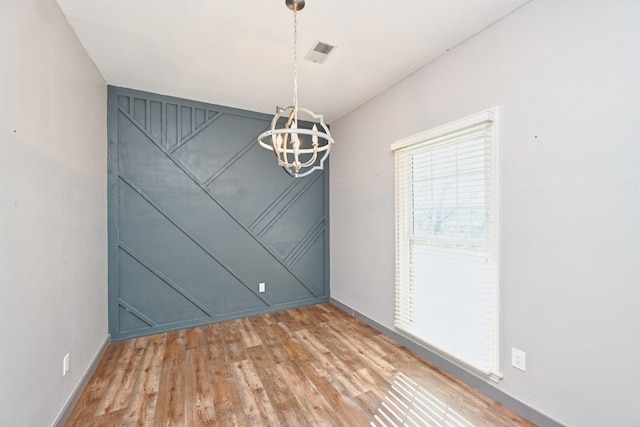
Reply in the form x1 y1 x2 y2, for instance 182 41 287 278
0 1 108 426
330 1 640 426
108 87 330 340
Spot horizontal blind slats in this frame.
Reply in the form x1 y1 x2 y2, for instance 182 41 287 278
394 115 498 378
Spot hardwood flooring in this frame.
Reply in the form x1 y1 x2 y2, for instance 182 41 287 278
66 304 534 426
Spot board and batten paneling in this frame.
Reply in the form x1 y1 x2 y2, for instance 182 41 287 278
108 86 329 340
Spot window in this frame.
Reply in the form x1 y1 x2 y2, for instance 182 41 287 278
391 108 500 380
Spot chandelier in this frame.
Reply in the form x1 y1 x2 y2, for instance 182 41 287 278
258 0 334 178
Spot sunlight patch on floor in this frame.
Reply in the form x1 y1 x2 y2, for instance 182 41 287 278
371 372 474 427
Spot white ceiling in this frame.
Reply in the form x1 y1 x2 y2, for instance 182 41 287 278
56 0 530 123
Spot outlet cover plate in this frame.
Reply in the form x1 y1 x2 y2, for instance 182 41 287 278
511 348 526 371
63 353 70 376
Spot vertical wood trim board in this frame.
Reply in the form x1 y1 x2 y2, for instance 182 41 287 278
107 86 330 340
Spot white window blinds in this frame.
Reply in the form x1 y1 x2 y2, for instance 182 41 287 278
392 109 500 380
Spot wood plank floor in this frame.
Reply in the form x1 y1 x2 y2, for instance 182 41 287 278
66 304 534 426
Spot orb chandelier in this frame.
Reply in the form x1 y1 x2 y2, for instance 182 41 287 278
258 0 334 178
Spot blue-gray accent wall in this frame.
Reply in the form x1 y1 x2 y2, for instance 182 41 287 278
107 86 330 341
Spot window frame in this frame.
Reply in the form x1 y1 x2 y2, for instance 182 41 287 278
391 107 501 381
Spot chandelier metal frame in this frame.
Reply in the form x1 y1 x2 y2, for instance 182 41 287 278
257 0 334 178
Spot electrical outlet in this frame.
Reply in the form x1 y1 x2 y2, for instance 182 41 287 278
259 282 265 293
511 348 526 371
63 353 70 376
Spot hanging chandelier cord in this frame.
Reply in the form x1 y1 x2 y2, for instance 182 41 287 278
292 6 299 109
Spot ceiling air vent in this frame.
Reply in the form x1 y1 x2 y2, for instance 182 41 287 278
304 40 337 64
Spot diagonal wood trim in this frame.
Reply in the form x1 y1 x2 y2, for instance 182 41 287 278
109 87 329 340
248 179 301 232
118 299 158 327
284 218 325 269
118 106 164 150
168 111 225 154
118 242 215 318
201 182 321 298
155 143 320 298
118 112 317 298
256 172 323 239
119 105 226 154
202 122 272 187
118 107 320 298
117 173 271 307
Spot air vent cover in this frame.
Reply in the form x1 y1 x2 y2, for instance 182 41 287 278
304 40 337 64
